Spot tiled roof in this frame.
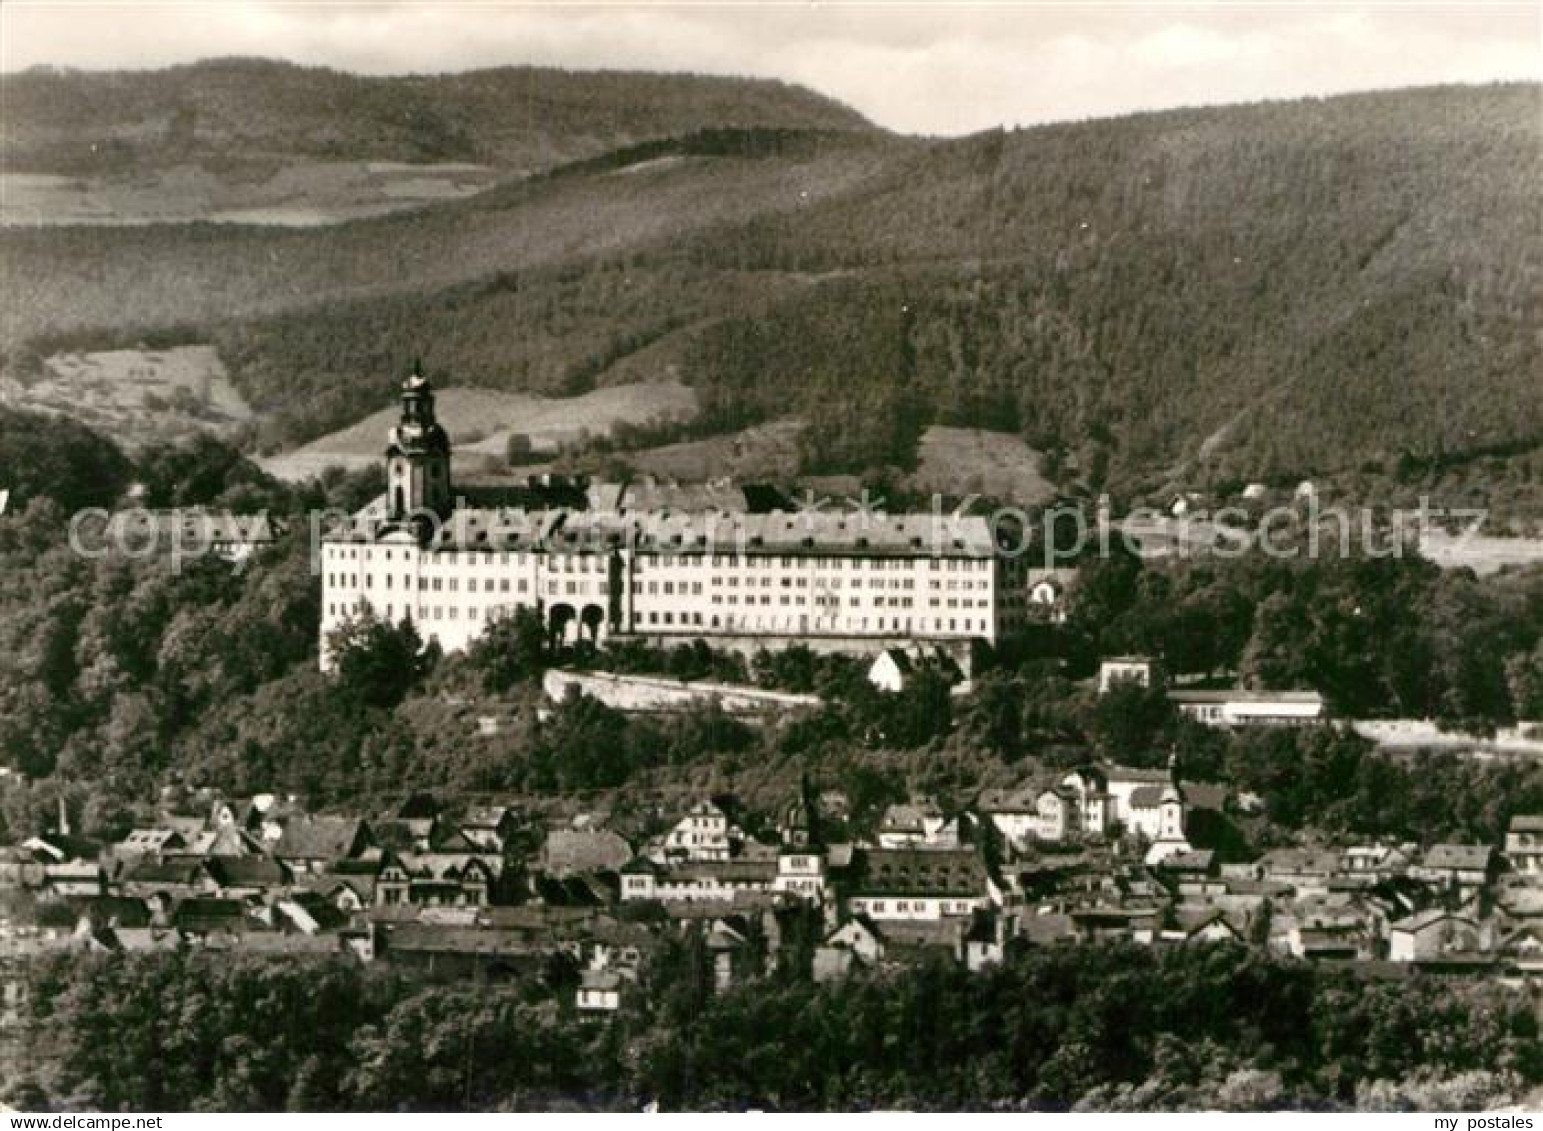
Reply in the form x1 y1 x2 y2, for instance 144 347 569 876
540 829 633 877
274 817 368 862
850 848 987 897
1422 844 1494 871
333 506 1000 558
204 856 292 887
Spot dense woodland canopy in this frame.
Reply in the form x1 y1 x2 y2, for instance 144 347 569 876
11 944 1540 1111
1 78 1538 508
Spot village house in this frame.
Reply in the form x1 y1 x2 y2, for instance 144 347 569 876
1504 816 1543 878
978 783 1082 849
1498 925 1543 980
576 968 627 1013
619 858 777 904
1389 909 1492 964
867 648 915 693
1168 689 1326 728
273 817 374 876
663 800 736 862
1241 848 1343 897
1413 844 1497 897
814 917 885 983
875 799 949 849
1098 656 1156 694
1338 842 1417 882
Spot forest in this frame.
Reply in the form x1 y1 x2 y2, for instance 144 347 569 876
10 942 1539 1111
1 82 1538 511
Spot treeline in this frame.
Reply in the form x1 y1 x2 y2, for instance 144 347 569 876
11 944 1539 1111
1061 545 1543 725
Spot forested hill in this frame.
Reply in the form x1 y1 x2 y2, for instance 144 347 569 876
0 57 873 174
1 80 1538 500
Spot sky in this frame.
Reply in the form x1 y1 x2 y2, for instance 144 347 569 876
2 2 1539 135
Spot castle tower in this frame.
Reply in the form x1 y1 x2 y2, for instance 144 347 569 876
385 360 452 522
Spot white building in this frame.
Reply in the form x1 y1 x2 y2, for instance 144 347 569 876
1505 817 1543 877
1169 689 1326 727
664 800 734 863
1097 656 1155 694
320 369 1027 667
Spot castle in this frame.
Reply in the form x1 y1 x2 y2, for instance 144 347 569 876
318 368 1028 668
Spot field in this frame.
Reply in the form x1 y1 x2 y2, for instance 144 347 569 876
910 426 1054 505
623 421 805 482
259 382 698 481
0 162 501 227
0 345 254 448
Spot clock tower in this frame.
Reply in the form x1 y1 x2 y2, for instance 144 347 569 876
385 360 452 523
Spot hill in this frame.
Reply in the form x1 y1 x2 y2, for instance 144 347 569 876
0 57 871 175
0 77 1537 507
0 59 872 226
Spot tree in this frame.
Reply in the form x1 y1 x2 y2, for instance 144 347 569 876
466 607 548 692
326 610 437 710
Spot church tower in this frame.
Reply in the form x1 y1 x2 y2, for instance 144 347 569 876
385 360 452 522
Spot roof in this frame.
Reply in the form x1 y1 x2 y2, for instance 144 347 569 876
1016 913 1076 946
580 969 624 991
1509 816 1543 834
849 848 987 897
540 829 633 878
1105 765 1171 785
1168 689 1325 705
331 506 1001 559
1392 908 1480 935
118 829 185 854
203 856 292 888
874 919 965 952
1181 783 1228 812
1156 849 1215 873
173 897 251 932
69 895 153 929
274 817 368 862
1128 784 1170 809
121 857 205 886
879 799 943 833
660 860 777 885
1257 848 1341 875
1422 844 1494 871
1176 909 1246 938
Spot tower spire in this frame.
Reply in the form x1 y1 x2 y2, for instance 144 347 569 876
385 360 452 523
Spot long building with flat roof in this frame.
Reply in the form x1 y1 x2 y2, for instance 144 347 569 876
319 370 1027 668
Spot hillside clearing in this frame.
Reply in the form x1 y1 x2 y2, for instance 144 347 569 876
259 382 698 481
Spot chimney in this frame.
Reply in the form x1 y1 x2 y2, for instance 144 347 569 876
58 794 71 838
